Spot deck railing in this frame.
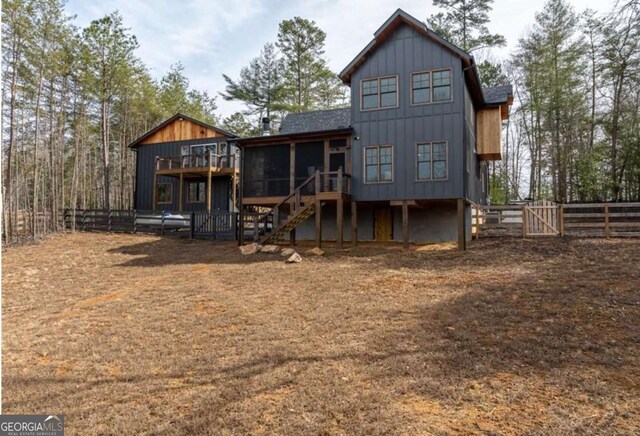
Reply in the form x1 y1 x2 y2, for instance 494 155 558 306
156 152 237 171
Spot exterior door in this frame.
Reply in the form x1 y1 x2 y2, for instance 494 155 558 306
329 152 346 172
375 208 393 241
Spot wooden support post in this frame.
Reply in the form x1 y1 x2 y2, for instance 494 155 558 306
314 171 322 247
559 204 564 237
179 172 184 212
290 142 295 193
206 169 212 212
457 198 466 251
474 205 480 240
231 172 237 212
521 204 527 238
604 204 610 238
402 200 409 249
351 201 358 248
337 197 344 249
315 199 322 248
290 229 296 246
337 167 343 194
190 211 195 239
253 214 259 242
152 172 157 211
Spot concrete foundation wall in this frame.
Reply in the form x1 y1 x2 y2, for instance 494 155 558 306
287 202 470 243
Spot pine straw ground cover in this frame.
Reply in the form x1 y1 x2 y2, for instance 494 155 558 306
2 232 639 435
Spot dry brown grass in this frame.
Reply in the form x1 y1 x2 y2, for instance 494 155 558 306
2 232 640 435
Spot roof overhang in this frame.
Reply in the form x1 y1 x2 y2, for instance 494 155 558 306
128 113 238 149
237 128 353 147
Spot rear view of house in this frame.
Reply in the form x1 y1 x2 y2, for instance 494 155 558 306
238 9 513 248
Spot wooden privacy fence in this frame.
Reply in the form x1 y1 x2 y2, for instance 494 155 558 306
472 202 640 238
63 209 237 240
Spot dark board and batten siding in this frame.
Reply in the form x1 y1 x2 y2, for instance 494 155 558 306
135 137 234 211
350 23 465 201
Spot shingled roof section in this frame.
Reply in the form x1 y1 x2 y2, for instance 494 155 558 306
483 85 513 105
279 108 351 135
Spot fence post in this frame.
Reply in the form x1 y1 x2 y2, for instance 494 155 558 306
82 209 87 232
161 213 165 236
559 204 564 237
133 209 137 233
190 212 195 239
604 204 610 238
212 212 217 240
521 204 527 238
107 210 112 232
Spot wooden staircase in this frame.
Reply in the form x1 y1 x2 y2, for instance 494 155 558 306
246 169 351 245
255 172 321 245
259 201 318 244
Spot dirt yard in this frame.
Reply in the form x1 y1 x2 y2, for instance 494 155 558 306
2 233 639 435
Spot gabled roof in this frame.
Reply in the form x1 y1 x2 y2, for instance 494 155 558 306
339 9 472 84
338 9 486 107
128 113 238 148
279 108 351 135
482 85 513 106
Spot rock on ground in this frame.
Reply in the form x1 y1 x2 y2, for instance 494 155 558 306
239 243 261 255
260 244 280 253
285 252 302 263
280 248 296 257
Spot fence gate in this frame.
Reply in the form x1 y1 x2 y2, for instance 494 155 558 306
524 200 559 236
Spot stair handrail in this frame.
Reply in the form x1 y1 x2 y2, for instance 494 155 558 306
255 172 319 231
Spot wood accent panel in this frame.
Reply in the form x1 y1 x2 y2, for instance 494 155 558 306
375 208 393 241
140 118 222 145
477 107 502 160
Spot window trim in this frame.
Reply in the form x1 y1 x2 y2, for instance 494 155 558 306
363 145 394 184
156 183 173 204
360 75 399 111
415 141 449 182
186 181 206 204
410 68 453 106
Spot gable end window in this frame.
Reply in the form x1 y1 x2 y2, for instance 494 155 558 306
364 145 393 183
156 183 173 204
411 69 452 104
417 142 448 180
361 76 398 110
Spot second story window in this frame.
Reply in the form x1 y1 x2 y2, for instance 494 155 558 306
411 69 452 104
361 76 397 110
365 145 393 183
417 142 448 180
433 70 451 101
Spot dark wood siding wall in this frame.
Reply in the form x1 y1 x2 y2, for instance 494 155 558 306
350 24 466 201
134 137 235 211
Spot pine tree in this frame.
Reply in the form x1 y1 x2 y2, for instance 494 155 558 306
220 42 287 128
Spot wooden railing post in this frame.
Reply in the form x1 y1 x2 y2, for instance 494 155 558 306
315 170 320 195
521 204 527 238
604 204 610 238
559 204 564 237
337 167 343 193
82 209 87 231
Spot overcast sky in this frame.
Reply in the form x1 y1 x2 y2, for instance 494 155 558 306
67 0 608 119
